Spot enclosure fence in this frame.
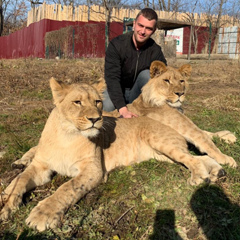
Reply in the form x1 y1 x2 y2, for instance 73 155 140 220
27 3 240 28
218 27 240 59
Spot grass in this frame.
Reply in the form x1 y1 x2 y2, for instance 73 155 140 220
0 58 240 239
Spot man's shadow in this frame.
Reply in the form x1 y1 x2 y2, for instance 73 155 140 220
149 209 183 240
150 185 240 240
190 185 240 240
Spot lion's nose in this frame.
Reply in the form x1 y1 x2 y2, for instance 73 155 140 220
175 92 184 97
87 117 101 124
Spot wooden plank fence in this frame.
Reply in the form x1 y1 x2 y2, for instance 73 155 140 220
27 3 240 28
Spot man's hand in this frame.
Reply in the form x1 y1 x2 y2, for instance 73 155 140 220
119 106 138 118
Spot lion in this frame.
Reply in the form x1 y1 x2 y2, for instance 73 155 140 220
104 60 237 145
1 65 236 232
0 79 105 231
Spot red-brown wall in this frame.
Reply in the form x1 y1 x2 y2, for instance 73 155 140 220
183 26 217 54
0 19 123 59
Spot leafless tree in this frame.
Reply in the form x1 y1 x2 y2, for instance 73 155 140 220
0 0 3 36
157 0 185 12
198 0 228 53
182 0 201 56
0 0 28 36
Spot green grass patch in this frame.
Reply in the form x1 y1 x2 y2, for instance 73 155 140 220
21 89 52 100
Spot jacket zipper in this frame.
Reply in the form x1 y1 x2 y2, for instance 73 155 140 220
133 51 141 84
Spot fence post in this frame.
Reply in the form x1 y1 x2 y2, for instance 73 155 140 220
72 28 75 57
58 44 61 58
45 45 49 59
208 21 212 61
187 25 193 60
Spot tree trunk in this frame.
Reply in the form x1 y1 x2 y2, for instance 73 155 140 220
0 0 3 36
103 0 110 49
158 0 167 11
145 0 150 7
162 0 167 11
167 0 170 11
212 0 225 53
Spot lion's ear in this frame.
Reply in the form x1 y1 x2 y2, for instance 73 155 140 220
50 77 70 105
92 77 106 98
150 61 167 78
178 64 192 77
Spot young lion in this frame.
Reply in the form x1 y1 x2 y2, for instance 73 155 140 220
105 60 237 145
134 61 237 145
0 77 235 232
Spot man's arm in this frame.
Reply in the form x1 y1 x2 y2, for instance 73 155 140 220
104 41 126 110
105 42 138 118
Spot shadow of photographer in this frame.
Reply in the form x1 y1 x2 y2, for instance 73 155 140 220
149 185 240 240
190 184 240 239
149 209 183 240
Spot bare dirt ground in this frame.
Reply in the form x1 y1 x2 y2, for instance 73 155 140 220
0 57 240 239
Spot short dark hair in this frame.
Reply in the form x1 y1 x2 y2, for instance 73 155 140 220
135 8 158 22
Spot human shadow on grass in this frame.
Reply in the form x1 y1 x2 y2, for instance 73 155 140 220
190 185 240 240
149 185 240 240
149 209 183 240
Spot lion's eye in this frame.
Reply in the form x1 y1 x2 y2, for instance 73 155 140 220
164 79 170 83
180 80 185 83
73 101 81 105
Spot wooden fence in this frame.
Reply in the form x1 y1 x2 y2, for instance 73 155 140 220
27 3 240 28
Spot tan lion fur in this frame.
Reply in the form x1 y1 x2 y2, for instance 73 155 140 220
3 62 236 232
0 78 105 231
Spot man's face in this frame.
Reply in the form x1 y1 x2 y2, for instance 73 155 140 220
133 14 156 48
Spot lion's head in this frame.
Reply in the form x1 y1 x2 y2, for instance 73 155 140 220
50 77 105 138
141 61 192 108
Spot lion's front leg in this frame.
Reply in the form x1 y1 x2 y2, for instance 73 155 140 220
204 130 237 144
160 114 237 167
12 146 37 169
193 134 237 168
0 162 52 220
26 161 103 232
180 124 237 167
148 130 211 185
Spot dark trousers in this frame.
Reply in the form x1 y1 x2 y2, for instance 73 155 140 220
103 69 150 111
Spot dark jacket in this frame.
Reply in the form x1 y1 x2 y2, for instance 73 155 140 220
104 31 167 110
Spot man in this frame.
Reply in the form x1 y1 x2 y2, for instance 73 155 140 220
104 8 167 118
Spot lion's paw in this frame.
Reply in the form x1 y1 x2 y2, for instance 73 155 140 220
195 156 226 182
187 157 223 186
188 164 211 186
26 201 63 232
11 158 30 169
0 193 22 221
221 155 237 168
0 207 11 221
214 130 237 144
0 203 18 221
0 193 8 207
187 175 210 186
